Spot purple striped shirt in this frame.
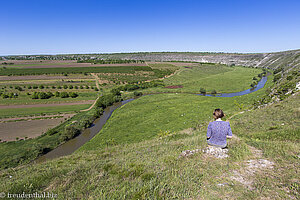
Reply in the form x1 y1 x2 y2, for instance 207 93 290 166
207 121 232 146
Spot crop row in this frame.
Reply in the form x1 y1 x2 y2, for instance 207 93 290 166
0 66 152 76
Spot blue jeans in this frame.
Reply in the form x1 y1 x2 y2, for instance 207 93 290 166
207 140 227 148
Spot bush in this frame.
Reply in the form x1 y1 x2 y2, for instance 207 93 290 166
111 88 121 96
68 85 73 89
133 91 143 97
200 88 206 94
39 85 44 89
2 94 9 98
60 92 69 98
57 86 62 89
287 76 293 81
32 92 39 99
55 91 60 97
60 126 81 141
253 77 258 80
33 86 38 89
63 85 68 89
211 90 217 94
14 86 23 91
69 92 78 98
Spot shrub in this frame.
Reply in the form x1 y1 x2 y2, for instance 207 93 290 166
33 86 38 89
68 85 73 89
60 126 80 141
57 86 62 89
253 77 258 80
60 92 69 98
14 86 23 91
211 89 217 94
111 88 121 96
69 92 78 98
32 92 39 99
287 76 293 81
63 85 68 89
27 85 32 89
39 85 44 89
200 88 206 94
2 94 9 98
134 91 143 97
55 91 60 97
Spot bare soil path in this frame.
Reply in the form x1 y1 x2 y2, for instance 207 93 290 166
80 73 101 112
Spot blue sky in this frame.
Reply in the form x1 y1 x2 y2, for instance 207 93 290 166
1 0 300 55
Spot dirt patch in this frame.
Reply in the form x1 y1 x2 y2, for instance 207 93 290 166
230 159 274 189
184 67 193 69
0 118 69 141
0 101 94 109
165 85 183 89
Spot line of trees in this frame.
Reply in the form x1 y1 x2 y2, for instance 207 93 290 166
77 59 145 64
31 91 78 99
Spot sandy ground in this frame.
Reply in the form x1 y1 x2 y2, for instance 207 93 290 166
0 100 94 109
0 118 69 141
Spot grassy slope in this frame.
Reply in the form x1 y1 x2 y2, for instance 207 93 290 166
143 64 263 93
80 75 273 151
0 93 298 199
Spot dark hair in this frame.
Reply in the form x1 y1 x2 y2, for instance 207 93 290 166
213 109 224 119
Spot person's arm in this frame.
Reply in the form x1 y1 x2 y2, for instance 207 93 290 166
207 123 212 140
227 122 233 139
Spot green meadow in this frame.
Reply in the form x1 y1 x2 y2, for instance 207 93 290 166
143 64 263 93
81 75 273 151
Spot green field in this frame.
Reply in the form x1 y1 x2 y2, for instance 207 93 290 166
81 75 273 151
0 104 91 118
143 64 263 93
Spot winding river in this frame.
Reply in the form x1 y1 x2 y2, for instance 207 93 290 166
35 76 268 163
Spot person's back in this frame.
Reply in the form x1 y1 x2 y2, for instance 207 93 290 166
207 109 232 148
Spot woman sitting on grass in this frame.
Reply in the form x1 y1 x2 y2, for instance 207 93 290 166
207 109 232 148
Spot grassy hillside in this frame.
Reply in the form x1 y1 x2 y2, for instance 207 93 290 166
143 64 263 93
0 93 298 199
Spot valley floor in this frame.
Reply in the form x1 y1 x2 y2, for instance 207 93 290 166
0 93 298 199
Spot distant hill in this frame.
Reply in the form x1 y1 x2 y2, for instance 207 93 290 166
3 49 300 71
